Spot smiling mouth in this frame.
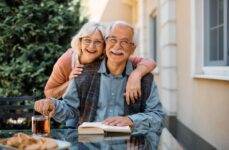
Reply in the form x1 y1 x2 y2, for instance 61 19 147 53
111 51 123 56
86 49 97 54
110 49 125 56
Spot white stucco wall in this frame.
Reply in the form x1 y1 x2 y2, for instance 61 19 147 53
176 0 229 149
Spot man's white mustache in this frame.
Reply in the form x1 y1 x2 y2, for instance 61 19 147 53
110 48 125 55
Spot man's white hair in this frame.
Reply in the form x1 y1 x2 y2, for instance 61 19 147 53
70 22 106 55
105 20 138 46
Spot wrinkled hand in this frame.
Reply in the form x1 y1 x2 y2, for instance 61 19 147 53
34 98 55 117
103 116 133 126
125 70 142 105
69 64 84 80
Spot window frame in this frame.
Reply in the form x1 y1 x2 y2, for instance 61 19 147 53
191 0 229 81
149 11 159 73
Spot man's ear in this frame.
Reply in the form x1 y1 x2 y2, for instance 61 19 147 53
130 45 136 55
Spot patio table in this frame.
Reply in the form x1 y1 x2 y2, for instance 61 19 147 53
0 128 164 150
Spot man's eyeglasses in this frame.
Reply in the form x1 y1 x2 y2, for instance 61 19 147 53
106 37 134 47
81 38 104 47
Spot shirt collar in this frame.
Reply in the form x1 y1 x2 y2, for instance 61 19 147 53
98 57 133 76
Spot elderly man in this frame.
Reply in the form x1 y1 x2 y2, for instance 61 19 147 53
34 21 164 130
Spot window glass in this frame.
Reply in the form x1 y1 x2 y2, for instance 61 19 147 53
149 15 157 62
219 26 224 60
205 0 227 66
209 28 217 61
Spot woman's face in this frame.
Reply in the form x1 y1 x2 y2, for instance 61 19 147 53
79 30 105 64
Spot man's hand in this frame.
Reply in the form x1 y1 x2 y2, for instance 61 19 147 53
34 98 55 118
69 64 84 80
103 116 133 126
125 69 142 105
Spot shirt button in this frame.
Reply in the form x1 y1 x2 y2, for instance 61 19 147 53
109 109 112 113
111 93 115 96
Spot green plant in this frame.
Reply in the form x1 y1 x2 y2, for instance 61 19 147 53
0 0 87 98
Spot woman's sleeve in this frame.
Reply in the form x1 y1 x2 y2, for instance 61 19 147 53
129 55 157 71
44 59 70 99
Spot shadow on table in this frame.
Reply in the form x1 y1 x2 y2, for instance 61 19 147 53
51 128 162 150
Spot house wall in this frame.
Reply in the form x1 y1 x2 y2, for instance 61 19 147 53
85 0 132 24
84 0 109 21
85 0 229 149
158 0 177 115
176 0 229 149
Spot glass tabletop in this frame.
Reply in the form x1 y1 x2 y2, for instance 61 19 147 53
0 128 163 150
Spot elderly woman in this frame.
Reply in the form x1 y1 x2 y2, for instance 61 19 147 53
44 22 156 127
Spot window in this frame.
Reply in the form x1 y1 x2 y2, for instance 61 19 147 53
191 0 229 80
204 0 228 66
149 15 158 62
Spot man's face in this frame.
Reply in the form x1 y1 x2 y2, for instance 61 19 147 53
105 25 135 65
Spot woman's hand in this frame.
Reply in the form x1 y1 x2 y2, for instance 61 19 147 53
69 64 84 80
34 98 55 117
125 70 142 105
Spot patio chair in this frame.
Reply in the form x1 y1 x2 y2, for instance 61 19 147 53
0 95 35 129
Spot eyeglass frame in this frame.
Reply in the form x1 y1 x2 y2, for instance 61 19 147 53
106 36 135 47
81 37 104 47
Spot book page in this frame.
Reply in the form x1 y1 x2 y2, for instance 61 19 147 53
78 122 104 134
102 124 131 133
80 122 131 133
80 122 103 128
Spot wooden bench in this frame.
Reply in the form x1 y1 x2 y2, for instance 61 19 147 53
0 96 34 129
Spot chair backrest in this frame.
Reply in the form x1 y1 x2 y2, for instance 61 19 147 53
0 96 34 129
0 96 34 119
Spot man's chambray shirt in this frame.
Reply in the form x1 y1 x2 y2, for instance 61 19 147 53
51 59 164 130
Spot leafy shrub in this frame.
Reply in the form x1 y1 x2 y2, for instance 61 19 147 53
0 0 86 98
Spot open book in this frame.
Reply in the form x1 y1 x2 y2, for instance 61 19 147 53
78 122 131 134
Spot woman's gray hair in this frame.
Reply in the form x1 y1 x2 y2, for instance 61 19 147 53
70 22 106 55
105 21 138 46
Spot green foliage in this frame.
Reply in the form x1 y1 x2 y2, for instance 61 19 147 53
0 0 87 98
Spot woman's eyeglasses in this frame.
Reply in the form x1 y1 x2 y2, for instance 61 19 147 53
81 38 104 47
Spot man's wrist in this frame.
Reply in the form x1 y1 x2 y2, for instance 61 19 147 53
46 97 55 108
127 116 134 126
